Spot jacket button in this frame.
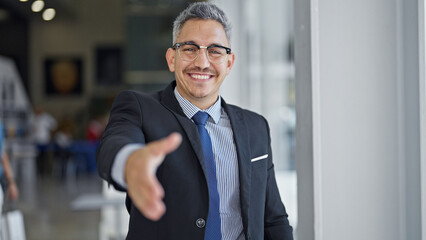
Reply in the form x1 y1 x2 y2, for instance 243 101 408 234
196 218 205 228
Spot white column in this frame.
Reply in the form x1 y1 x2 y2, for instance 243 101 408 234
296 0 422 239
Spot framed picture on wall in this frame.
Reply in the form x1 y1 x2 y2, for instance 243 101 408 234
45 57 83 96
95 46 122 85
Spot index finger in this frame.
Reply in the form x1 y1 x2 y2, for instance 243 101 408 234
149 132 182 157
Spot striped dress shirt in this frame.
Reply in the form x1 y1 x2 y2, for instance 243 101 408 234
174 88 245 240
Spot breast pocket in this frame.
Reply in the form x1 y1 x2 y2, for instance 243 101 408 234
251 154 268 169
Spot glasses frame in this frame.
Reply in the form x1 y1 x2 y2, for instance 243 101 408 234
172 42 232 64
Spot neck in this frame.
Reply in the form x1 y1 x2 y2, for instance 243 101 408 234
176 89 219 110
190 96 218 110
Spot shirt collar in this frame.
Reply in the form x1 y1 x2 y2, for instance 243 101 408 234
174 87 222 124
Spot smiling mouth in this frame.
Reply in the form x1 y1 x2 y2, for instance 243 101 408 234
188 73 213 80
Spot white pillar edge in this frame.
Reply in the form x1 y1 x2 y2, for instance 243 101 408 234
395 0 407 239
310 0 323 239
419 0 426 239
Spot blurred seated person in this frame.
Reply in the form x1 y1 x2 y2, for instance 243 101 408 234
86 114 107 142
54 120 73 177
84 115 107 173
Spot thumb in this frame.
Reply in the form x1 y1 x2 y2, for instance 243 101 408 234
149 132 182 157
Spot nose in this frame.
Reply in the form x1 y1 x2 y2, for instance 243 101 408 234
194 48 210 69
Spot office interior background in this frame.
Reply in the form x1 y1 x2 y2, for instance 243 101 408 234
0 0 425 239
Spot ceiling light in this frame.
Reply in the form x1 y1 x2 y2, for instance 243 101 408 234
42 8 55 21
19 0 28 2
31 0 45 12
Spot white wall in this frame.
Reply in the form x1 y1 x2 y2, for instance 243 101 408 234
296 0 422 239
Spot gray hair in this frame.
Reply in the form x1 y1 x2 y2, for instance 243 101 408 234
172 2 231 44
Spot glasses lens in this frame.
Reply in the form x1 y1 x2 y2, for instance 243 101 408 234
207 47 227 64
176 44 229 64
179 44 199 61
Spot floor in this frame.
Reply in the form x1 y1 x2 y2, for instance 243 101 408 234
15 171 103 240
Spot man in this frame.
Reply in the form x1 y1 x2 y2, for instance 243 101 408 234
97 2 293 239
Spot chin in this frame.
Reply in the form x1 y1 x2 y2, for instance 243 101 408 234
190 92 209 99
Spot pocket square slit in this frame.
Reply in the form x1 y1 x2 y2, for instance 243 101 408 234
251 154 268 162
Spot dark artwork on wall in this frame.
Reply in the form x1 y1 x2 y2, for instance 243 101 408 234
45 57 83 96
95 47 122 85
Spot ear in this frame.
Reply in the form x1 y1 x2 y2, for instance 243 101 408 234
166 48 176 72
225 52 235 75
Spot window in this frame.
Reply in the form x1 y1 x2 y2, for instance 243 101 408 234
214 0 297 230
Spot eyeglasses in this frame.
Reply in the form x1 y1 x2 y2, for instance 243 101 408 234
172 42 231 64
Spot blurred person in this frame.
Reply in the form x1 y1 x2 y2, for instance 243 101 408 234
31 106 57 176
0 120 19 210
97 2 293 240
54 121 73 150
86 114 107 142
85 114 108 173
53 120 73 177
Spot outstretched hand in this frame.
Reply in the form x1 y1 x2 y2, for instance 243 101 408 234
125 133 182 221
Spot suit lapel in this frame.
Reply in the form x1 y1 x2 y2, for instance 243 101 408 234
223 101 251 237
159 82 207 176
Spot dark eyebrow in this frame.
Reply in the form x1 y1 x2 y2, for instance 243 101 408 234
180 41 228 48
210 42 228 47
179 41 197 45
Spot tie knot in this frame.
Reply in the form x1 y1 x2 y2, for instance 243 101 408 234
192 111 209 126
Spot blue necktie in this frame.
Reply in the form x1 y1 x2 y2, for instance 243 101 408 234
192 111 222 240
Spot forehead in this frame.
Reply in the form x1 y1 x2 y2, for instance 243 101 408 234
177 19 229 46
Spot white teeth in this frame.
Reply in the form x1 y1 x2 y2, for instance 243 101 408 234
191 74 210 80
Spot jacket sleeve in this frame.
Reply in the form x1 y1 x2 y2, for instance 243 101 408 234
96 91 146 191
263 117 294 240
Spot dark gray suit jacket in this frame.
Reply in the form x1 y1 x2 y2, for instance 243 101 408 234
97 81 293 240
